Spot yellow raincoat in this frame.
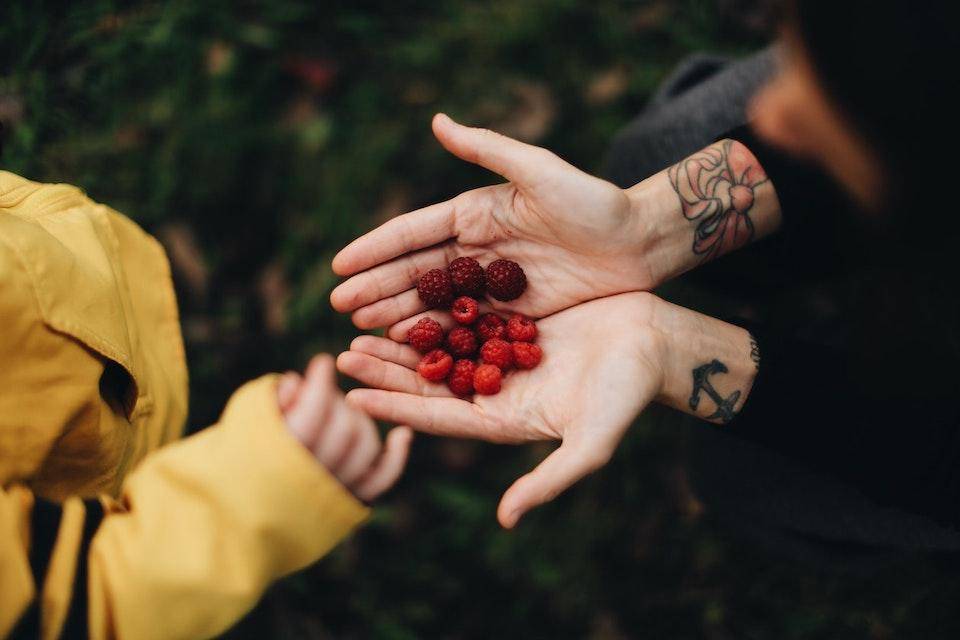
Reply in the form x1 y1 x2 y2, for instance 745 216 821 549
0 171 368 639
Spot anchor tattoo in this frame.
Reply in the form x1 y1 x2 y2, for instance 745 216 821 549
689 359 741 424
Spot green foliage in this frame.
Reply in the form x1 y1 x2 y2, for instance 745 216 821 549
3 1 958 638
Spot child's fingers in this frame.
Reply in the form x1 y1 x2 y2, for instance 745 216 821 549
312 400 355 470
335 412 382 487
276 371 302 413
350 288 425 330
285 355 337 449
353 426 414 502
330 243 454 313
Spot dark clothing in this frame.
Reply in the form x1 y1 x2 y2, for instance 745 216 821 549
604 47 960 560
723 127 960 531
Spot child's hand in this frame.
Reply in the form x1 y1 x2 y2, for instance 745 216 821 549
276 354 412 502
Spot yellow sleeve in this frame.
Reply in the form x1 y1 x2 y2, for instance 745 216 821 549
1 376 369 640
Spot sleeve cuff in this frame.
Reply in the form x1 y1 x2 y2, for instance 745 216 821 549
717 124 857 279
86 375 370 639
218 375 371 552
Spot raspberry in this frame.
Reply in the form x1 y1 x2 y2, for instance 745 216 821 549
448 256 485 297
475 313 506 342
451 296 480 325
407 317 444 352
485 259 527 301
447 359 476 396
473 364 502 395
417 349 453 382
512 342 542 369
480 338 513 370
506 314 537 342
446 326 478 358
417 268 454 308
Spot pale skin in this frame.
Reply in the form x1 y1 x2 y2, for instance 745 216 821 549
330 35 885 526
330 114 781 331
277 354 412 502
330 115 779 527
338 293 756 528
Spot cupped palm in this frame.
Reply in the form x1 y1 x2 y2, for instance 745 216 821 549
337 293 663 527
330 114 654 331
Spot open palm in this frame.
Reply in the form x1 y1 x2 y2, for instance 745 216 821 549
330 114 655 332
337 293 663 528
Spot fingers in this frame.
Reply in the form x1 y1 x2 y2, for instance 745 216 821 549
345 388 507 442
330 243 454 313
280 353 415 503
276 371 302 413
432 112 557 186
336 412 382 487
496 442 612 529
284 355 337 449
312 400 357 470
331 200 457 277
352 426 414 502
351 288 426 330
336 350 455 397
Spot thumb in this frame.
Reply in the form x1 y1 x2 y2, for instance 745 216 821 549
432 112 556 185
353 426 414 502
284 354 336 449
496 441 611 529
276 371 303 413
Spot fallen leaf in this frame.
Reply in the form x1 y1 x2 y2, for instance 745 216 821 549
373 184 413 226
632 1 672 32
491 80 557 143
0 93 24 126
258 261 291 335
664 464 705 522
284 56 337 94
586 66 629 106
157 223 209 300
113 125 145 150
437 440 479 471
402 80 439 106
206 40 234 76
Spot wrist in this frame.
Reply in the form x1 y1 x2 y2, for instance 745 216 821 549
623 139 784 289
645 297 759 424
623 169 701 288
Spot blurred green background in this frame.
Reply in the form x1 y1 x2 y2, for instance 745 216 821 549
3 1 959 638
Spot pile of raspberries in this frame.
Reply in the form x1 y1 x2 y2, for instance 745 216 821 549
409 257 541 396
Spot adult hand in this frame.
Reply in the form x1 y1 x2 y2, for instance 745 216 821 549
336 294 665 527
278 354 413 502
330 114 663 332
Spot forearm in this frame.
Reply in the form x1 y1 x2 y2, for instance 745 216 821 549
626 139 783 286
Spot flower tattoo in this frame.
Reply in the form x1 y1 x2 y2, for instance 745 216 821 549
668 139 768 261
